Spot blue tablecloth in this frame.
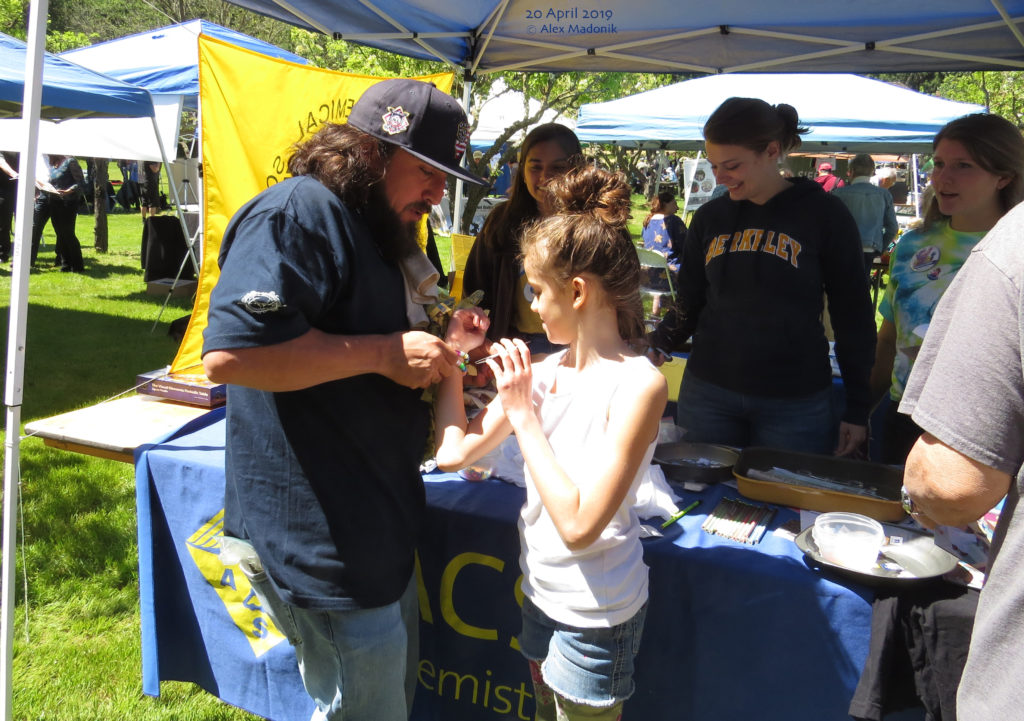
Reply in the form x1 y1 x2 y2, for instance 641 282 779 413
135 408 881 721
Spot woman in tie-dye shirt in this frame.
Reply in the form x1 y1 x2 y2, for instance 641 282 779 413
869 113 1024 464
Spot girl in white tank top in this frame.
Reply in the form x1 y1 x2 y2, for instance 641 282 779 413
435 167 667 720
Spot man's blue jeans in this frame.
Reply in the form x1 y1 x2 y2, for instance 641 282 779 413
249 567 419 721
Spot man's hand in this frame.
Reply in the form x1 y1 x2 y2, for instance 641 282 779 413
834 422 867 457
385 331 459 389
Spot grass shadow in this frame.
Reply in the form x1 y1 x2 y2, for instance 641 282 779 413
2 304 184 420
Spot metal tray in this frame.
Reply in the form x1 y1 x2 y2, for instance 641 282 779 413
795 527 959 584
734 447 905 522
654 442 738 484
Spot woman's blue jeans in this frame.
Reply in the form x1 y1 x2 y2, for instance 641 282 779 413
675 372 836 454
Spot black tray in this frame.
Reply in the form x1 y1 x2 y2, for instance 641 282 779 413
654 441 738 484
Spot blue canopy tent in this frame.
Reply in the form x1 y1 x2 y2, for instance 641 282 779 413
222 0 1024 74
222 0 1024 229
575 74 986 153
0 13 158 719
11 20 309 163
62 19 308 111
0 31 153 118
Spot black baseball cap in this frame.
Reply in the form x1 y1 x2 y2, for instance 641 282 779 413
348 78 486 186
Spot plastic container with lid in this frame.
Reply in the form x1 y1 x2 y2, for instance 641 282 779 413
812 511 885 571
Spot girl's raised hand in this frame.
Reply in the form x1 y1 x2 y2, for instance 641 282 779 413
485 338 535 429
445 307 490 354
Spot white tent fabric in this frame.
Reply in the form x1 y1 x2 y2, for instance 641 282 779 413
575 74 986 153
225 0 1024 74
0 93 181 160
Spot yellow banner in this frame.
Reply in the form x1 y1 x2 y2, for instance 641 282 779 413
170 35 453 374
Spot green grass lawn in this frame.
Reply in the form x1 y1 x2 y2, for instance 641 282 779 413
0 210 258 720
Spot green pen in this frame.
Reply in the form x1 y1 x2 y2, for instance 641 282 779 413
661 500 701 529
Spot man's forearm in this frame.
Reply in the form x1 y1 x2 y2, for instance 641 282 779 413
203 329 397 391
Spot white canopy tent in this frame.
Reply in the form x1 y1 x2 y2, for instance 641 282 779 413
575 74 986 153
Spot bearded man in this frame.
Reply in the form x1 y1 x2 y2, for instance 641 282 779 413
202 79 484 721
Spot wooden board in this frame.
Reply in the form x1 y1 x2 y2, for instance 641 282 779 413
23 395 212 464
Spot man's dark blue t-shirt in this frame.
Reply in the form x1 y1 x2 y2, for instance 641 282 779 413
204 176 430 610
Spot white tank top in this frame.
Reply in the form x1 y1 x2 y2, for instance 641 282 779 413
519 350 654 628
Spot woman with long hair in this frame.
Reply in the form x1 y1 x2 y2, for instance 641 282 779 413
869 113 1024 463
462 123 583 352
641 189 687 315
649 97 876 455
642 189 686 268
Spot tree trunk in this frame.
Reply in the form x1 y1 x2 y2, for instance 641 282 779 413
93 159 108 252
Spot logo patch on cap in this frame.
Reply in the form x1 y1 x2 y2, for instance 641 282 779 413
454 120 469 161
381 106 411 136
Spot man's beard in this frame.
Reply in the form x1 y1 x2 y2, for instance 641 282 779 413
363 185 427 264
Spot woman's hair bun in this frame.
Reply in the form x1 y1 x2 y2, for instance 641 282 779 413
548 166 631 227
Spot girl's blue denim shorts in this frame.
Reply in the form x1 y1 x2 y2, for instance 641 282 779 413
518 596 647 707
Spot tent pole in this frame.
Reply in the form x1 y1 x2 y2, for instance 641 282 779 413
151 113 198 277
3 2 49 718
652 150 667 197
911 154 921 218
451 71 473 235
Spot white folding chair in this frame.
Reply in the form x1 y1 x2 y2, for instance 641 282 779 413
636 247 677 329
637 247 676 300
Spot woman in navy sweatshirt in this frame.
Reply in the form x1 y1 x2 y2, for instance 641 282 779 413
649 97 876 456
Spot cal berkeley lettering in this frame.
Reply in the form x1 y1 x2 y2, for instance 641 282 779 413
706 227 802 269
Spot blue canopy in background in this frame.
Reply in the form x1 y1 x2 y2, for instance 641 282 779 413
0 31 153 119
62 19 307 108
225 0 1024 74
576 74 986 153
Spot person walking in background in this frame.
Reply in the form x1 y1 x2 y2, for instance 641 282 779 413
642 189 687 268
869 113 1024 464
648 97 875 456
116 159 140 211
0 151 18 263
833 153 899 274
31 154 84 273
886 171 911 205
814 161 845 192
436 166 666 721
641 189 687 315
463 123 583 354
201 79 485 721
139 161 162 218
